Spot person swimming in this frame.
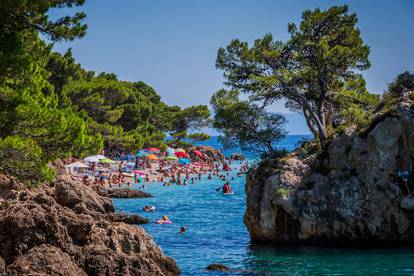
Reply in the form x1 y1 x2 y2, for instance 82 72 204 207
156 215 172 224
222 182 232 194
143 205 155 212
179 226 186 234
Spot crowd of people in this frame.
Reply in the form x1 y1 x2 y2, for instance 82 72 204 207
64 147 256 235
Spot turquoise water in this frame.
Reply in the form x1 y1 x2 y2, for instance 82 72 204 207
113 136 414 275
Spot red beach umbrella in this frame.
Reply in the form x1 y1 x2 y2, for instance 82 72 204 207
147 147 160 153
192 149 204 159
175 151 187 158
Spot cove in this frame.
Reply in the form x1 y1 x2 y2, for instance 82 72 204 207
113 136 414 275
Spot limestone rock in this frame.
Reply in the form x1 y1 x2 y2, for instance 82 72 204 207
245 92 414 245
7 244 86 276
54 175 114 214
206 263 230 271
108 212 149 224
83 223 179 276
0 173 180 275
231 153 246 160
94 187 152 198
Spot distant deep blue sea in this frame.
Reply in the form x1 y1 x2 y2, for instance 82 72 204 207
113 135 414 275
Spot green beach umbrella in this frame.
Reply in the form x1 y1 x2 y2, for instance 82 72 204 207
100 157 114 164
135 151 149 157
166 156 178 161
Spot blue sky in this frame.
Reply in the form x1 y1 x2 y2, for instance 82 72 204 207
51 0 414 134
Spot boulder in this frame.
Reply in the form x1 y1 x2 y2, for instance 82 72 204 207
0 174 180 275
108 212 149 224
0 174 25 199
83 223 180 276
231 153 246 161
94 187 152 198
191 145 225 162
206 264 230 271
7 244 86 276
245 92 414 245
54 175 114 214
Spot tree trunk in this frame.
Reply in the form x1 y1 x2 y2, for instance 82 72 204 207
303 109 318 137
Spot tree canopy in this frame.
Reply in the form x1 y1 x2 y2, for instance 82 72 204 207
216 5 374 141
210 89 286 158
388 71 414 96
0 1 211 184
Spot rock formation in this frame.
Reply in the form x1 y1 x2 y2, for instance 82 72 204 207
231 153 246 161
206 264 230 271
0 173 180 275
188 145 225 162
93 186 153 198
245 92 414 245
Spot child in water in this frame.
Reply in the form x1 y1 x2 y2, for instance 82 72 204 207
156 215 172 224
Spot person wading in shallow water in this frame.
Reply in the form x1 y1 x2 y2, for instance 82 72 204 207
222 182 231 194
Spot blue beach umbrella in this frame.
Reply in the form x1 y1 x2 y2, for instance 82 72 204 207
179 158 190 165
166 147 175 156
135 151 149 157
122 154 136 161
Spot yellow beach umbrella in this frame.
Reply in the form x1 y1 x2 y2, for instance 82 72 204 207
146 154 158 160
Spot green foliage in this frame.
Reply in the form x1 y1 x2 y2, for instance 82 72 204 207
334 76 379 129
167 105 211 146
216 5 371 141
371 71 414 116
0 0 87 83
0 136 55 186
0 1 103 184
61 77 179 150
46 48 94 97
295 137 321 158
275 187 291 198
187 132 211 141
387 71 414 96
211 89 286 158
172 105 211 133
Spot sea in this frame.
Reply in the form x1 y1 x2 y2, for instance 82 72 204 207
113 135 414 275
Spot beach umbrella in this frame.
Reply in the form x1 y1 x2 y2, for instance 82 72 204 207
175 148 186 153
146 154 158 160
122 154 135 161
175 151 187 158
166 156 178 161
132 170 146 176
147 147 160 153
179 158 190 165
66 161 89 169
135 151 148 157
166 147 175 156
192 149 204 158
100 158 115 164
84 156 101 163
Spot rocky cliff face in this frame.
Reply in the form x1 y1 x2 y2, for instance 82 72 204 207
0 173 180 275
245 93 414 245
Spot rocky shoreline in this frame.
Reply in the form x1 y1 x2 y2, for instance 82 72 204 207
245 93 414 245
0 172 180 275
93 186 153 199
